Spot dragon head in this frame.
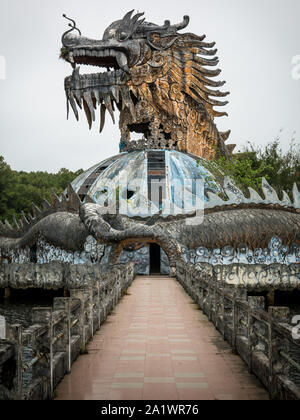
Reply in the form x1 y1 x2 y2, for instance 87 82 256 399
61 10 231 159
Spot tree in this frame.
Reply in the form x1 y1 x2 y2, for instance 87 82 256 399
0 156 16 221
214 138 300 197
0 156 83 224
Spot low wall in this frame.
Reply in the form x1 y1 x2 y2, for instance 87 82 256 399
176 262 300 400
180 262 300 291
0 262 135 290
0 262 135 400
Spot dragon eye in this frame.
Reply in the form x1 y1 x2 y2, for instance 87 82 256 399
118 31 128 40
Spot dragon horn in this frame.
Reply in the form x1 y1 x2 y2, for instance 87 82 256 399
131 12 145 25
61 14 81 46
121 10 135 24
174 15 190 30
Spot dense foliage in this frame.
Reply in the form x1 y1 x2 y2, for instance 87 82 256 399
214 138 300 196
0 157 83 223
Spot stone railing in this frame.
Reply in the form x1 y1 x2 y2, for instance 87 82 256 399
176 261 300 400
0 262 134 400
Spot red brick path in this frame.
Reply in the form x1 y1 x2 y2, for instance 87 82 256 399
55 276 269 400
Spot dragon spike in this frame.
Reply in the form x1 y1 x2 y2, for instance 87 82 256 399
67 183 82 210
196 40 216 49
121 9 135 24
220 130 231 142
13 215 20 230
4 220 13 231
280 190 292 207
117 10 146 40
226 144 236 156
293 183 300 208
261 177 279 203
27 212 34 223
50 189 61 206
21 211 29 226
32 204 42 218
205 191 225 209
60 192 68 207
42 198 51 211
247 187 263 202
138 13 190 35
142 20 170 33
223 177 244 204
132 12 145 25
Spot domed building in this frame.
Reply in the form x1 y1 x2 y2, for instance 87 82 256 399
70 150 221 214
69 149 222 275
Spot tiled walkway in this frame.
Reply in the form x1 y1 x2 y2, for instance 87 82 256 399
55 276 269 400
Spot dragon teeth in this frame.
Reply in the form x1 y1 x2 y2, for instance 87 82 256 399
116 51 130 73
93 89 100 104
103 93 115 124
67 92 79 120
100 103 106 133
120 86 136 117
65 62 132 129
110 86 120 104
83 91 95 122
74 91 82 108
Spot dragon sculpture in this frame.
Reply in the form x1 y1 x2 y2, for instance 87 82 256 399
0 11 300 277
61 10 231 159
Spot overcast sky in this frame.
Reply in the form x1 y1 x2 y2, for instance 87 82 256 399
0 0 299 172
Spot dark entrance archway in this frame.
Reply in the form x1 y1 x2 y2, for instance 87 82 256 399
113 238 175 276
150 243 161 274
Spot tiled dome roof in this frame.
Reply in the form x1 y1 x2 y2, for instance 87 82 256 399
71 150 221 217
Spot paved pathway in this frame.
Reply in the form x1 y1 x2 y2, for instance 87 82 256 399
56 276 269 400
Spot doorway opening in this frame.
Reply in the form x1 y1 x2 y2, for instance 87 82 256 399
150 243 161 274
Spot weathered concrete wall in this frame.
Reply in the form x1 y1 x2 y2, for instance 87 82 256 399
183 262 300 291
176 261 300 400
0 262 135 400
0 262 134 290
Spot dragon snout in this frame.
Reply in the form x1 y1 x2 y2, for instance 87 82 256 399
61 32 141 72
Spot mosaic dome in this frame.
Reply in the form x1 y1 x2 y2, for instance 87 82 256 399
71 150 222 217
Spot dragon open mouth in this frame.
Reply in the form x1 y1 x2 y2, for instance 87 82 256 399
64 47 135 131
69 48 130 72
